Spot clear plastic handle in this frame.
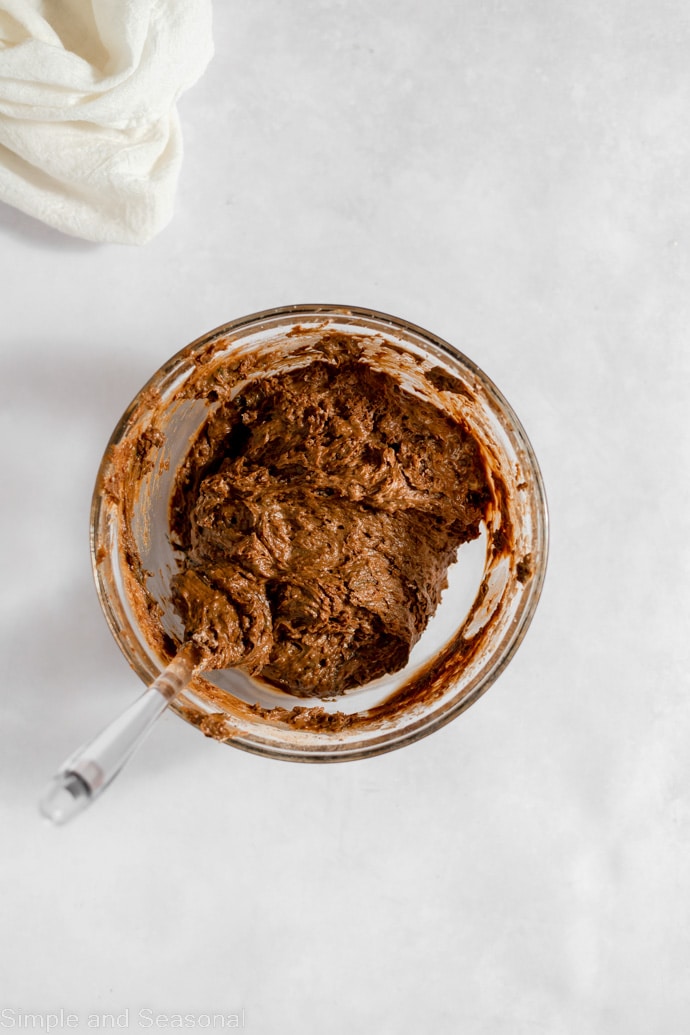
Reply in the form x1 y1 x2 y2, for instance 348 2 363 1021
39 652 195 825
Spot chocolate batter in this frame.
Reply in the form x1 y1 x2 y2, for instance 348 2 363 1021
169 336 492 699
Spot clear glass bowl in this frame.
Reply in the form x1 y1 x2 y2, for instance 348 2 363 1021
91 305 548 761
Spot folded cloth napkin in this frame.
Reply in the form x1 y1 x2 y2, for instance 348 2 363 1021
0 0 213 244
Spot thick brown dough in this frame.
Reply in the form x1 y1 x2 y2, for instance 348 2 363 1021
170 343 491 698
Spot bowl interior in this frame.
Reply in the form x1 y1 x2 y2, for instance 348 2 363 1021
91 306 547 761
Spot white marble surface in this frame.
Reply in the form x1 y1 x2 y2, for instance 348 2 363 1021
1 2 690 1032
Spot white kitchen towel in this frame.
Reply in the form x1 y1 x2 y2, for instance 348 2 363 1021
0 0 214 244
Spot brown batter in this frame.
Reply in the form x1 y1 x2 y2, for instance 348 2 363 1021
169 335 492 699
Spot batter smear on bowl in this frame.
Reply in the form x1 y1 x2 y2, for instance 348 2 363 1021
170 335 492 699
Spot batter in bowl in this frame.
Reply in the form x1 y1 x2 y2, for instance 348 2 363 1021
170 333 492 699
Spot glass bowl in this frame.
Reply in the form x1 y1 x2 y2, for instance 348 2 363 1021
91 304 548 761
